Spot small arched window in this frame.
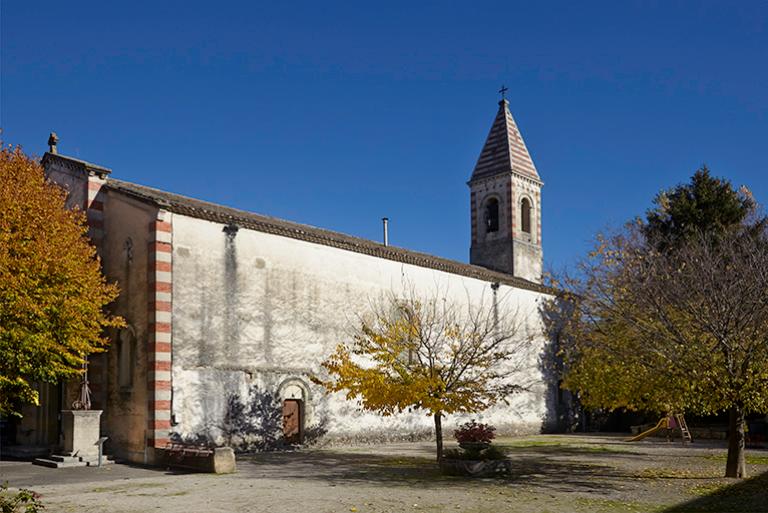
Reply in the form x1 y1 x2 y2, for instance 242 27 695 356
521 198 532 235
484 198 499 233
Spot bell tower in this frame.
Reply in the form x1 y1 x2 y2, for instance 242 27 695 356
469 98 543 283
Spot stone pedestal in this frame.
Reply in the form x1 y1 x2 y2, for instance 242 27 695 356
61 410 102 458
212 447 236 474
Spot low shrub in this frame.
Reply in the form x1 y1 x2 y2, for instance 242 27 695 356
0 482 44 513
454 420 496 444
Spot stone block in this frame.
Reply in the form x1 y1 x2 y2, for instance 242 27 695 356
61 410 102 458
212 447 236 474
161 445 236 474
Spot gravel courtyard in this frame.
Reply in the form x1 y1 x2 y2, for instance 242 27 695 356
3 434 767 513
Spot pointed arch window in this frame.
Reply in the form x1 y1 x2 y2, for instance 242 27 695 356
521 198 532 235
484 198 499 233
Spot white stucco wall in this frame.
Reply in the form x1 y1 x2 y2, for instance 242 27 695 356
171 214 555 446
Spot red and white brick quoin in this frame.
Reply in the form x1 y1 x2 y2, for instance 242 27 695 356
148 214 173 448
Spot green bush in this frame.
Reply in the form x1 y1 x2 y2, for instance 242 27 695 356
0 482 44 513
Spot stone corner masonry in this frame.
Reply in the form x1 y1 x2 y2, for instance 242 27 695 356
147 213 173 449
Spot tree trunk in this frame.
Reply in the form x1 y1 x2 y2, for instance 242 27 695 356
725 405 747 478
434 412 443 463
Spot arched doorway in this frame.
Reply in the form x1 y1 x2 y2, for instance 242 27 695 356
278 379 310 445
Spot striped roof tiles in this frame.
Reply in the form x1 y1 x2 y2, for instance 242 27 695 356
471 100 540 182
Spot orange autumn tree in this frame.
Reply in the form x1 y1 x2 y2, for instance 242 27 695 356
318 286 535 462
0 146 122 415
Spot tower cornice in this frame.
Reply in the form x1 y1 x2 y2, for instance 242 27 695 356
467 169 543 188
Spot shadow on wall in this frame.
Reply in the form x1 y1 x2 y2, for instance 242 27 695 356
539 296 582 433
171 385 328 452
661 470 768 512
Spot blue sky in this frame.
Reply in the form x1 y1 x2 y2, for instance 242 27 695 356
2 1 766 271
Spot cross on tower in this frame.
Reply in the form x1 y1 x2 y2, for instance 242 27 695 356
498 85 508 101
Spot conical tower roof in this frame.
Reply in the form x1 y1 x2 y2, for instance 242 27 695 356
470 99 540 181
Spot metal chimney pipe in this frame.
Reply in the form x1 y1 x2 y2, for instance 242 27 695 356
382 217 389 246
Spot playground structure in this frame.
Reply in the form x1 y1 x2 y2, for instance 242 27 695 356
626 414 692 443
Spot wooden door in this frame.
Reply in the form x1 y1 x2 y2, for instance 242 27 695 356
282 399 302 444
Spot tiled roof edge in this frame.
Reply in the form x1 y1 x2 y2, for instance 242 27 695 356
104 178 553 295
42 152 112 176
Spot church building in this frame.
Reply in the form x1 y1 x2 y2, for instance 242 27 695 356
13 99 558 464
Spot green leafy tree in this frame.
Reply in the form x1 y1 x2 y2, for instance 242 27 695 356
0 146 122 415
644 166 764 249
317 286 534 462
552 169 768 478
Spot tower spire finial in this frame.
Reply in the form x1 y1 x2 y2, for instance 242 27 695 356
498 85 508 102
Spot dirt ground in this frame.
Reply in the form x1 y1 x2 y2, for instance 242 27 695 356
3 434 767 513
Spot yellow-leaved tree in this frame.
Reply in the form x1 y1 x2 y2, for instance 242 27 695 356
318 286 536 462
0 146 123 415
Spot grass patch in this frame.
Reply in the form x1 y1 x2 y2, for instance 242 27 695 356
374 456 434 467
496 440 633 455
574 445 633 454
498 440 566 448
635 468 719 479
689 482 728 496
575 497 661 512
703 452 768 465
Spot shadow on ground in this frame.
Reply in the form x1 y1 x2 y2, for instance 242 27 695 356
661 470 768 513
496 442 643 456
1 459 202 489
239 448 623 495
